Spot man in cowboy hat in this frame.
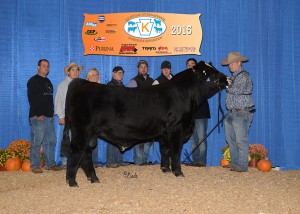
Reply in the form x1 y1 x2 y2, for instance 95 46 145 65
55 62 83 167
222 52 255 172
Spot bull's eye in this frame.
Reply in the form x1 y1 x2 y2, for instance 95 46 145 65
203 70 206 75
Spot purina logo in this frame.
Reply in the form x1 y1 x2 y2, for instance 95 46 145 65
124 17 166 39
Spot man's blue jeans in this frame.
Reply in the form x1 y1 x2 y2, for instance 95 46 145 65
59 125 68 166
191 118 208 165
224 110 254 171
106 143 123 165
133 142 151 165
29 116 57 169
92 143 99 165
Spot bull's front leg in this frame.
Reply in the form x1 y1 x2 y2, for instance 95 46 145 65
170 140 184 177
159 139 171 173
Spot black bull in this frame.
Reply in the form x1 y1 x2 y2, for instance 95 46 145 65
62 61 229 187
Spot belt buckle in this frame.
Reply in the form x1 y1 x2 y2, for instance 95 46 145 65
249 109 256 113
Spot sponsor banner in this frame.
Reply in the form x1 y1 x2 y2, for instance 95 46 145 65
82 12 202 56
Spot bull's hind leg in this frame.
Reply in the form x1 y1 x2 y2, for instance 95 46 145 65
80 147 99 184
159 139 171 173
66 148 83 187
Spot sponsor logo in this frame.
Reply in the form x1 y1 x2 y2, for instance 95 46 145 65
106 30 117 34
86 22 97 27
124 17 166 39
106 24 117 27
94 37 107 42
95 46 114 51
155 46 172 55
85 30 98 35
98 16 105 23
173 47 197 53
142 47 156 51
157 46 168 51
89 46 113 52
119 44 138 54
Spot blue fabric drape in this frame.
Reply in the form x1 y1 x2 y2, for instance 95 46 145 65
0 0 299 170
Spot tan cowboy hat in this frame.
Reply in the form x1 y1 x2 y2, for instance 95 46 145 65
64 62 83 74
221 52 249 65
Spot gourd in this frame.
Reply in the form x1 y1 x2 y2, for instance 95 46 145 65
220 158 230 167
257 159 272 172
5 157 22 171
21 161 31 172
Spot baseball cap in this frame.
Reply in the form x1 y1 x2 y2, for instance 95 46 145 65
161 61 171 69
137 60 148 68
112 66 124 73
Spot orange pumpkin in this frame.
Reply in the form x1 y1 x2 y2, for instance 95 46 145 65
220 158 230 167
5 157 22 171
257 159 272 172
21 161 31 172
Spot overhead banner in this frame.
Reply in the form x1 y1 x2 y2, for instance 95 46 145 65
82 12 202 56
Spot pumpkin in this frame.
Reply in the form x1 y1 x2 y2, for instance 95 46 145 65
5 157 22 171
21 161 31 172
220 158 230 167
257 159 272 172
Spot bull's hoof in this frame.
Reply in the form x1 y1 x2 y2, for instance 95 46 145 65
67 179 79 187
161 167 171 173
173 171 185 177
90 178 100 183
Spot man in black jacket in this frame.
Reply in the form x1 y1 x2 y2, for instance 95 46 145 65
153 61 173 85
27 59 62 173
186 58 210 167
106 66 130 167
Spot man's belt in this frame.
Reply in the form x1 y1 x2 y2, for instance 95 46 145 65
229 107 255 113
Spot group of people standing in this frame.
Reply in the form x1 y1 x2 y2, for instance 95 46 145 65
27 52 254 173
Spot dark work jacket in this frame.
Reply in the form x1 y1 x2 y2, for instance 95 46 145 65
133 74 153 87
155 74 172 84
107 78 125 87
195 100 210 119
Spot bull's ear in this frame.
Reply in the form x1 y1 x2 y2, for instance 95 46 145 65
196 61 205 67
207 62 218 71
194 60 205 72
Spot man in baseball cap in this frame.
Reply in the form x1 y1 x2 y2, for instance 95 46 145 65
153 61 172 85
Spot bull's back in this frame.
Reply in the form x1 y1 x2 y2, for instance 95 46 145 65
70 84 162 138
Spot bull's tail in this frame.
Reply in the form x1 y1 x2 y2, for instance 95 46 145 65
60 123 70 157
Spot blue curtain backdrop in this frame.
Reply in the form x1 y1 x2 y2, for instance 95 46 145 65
0 0 299 170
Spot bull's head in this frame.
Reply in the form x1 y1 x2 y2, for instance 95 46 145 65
194 61 229 89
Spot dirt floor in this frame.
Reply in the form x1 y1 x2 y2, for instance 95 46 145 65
0 165 299 214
